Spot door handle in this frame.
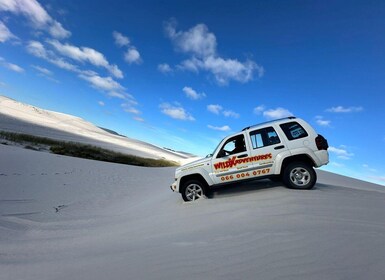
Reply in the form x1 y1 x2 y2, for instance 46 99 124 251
238 154 248 158
274 145 285 150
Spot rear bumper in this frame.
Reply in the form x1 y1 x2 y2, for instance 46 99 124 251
314 150 329 167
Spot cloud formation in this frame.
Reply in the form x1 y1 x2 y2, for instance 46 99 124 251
315 116 331 127
329 146 354 160
326 106 363 113
207 125 231 132
207 104 240 118
160 103 195 121
263 107 293 120
47 39 123 78
0 56 24 73
113 31 142 65
164 20 263 85
0 0 70 39
183 86 206 100
207 104 223 114
158 63 172 74
0 20 17 42
113 31 130 47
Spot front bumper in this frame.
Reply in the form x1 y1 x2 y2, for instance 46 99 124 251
170 181 177 192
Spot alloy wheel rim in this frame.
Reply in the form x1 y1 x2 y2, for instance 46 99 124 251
290 167 310 186
185 184 203 201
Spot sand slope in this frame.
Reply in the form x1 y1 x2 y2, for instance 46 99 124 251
0 96 195 164
1 144 385 280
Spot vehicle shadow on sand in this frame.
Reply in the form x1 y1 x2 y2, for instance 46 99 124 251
206 179 283 199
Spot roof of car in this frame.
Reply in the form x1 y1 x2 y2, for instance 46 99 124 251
241 116 297 131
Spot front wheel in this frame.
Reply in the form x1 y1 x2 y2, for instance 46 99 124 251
283 162 316 190
181 180 206 202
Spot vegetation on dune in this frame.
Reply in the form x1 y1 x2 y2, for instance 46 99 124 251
0 131 179 167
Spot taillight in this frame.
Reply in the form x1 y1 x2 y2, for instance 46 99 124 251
315 134 329 150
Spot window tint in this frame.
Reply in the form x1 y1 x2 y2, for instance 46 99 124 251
217 134 246 158
249 127 280 149
280 122 308 140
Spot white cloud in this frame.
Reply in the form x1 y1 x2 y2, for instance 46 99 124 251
329 146 354 160
207 125 231 132
263 107 293 120
113 31 130 47
207 104 239 118
315 116 331 127
124 47 141 64
98 101 105 106
49 20 71 39
165 20 263 85
158 63 172 74
223 110 240 118
183 86 206 100
122 103 141 115
160 103 195 121
133 116 145 122
26 40 78 72
108 91 127 99
113 31 142 65
326 106 363 113
78 73 124 92
26 40 49 58
5 62 24 72
0 20 17 42
202 56 262 85
0 0 71 39
207 104 223 114
31 65 52 76
253 105 265 115
165 21 217 58
0 57 24 73
47 39 123 78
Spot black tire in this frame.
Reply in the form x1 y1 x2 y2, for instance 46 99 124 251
181 180 206 202
283 162 316 190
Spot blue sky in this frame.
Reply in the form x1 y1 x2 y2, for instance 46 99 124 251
0 0 384 185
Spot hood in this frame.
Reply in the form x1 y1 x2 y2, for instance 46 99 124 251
177 156 211 172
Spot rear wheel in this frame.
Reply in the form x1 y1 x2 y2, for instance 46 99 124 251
181 180 206 202
283 162 316 190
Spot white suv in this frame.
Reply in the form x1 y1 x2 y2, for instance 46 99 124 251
170 117 329 201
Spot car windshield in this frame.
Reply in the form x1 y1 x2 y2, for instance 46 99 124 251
208 137 226 157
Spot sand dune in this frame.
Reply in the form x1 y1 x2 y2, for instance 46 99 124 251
0 96 197 164
1 144 385 280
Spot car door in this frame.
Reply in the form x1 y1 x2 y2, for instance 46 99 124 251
247 125 289 178
211 133 252 184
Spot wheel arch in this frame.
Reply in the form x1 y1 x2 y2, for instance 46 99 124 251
279 154 316 175
179 173 209 193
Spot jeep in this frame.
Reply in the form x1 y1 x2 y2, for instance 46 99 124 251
170 117 329 201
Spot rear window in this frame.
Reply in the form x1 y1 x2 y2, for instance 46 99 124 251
280 122 308 140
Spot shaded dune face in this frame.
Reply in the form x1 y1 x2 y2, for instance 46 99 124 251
1 143 385 280
0 96 197 165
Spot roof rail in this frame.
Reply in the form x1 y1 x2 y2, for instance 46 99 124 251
242 116 296 131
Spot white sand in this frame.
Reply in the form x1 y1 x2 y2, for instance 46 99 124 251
1 144 385 280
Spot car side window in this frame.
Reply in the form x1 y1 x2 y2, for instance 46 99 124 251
217 134 246 158
280 122 308 140
249 127 281 149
